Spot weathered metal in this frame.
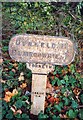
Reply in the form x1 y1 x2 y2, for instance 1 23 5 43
9 34 75 66
9 34 75 115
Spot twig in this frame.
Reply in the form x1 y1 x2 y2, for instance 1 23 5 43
78 105 83 108
68 11 77 20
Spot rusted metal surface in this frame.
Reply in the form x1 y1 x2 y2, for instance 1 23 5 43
9 34 75 65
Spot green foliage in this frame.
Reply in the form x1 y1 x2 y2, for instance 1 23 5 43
2 2 83 119
79 109 83 119
18 63 26 72
2 46 8 52
70 64 76 74
54 104 61 112
67 109 77 118
22 113 30 119
46 64 82 119
15 99 23 109
51 77 59 86
80 94 83 104
63 97 69 106
38 111 49 119
54 66 62 74
15 113 21 119
71 100 78 109
6 110 13 120
2 92 31 120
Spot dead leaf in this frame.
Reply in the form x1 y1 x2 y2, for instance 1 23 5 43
18 72 24 81
47 94 51 99
0 58 3 64
16 109 22 114
6 91 14 96
44 101 48 108
12 89 18 95
14 109 22 115
4 90 15 102
48 96 55 104
13 63 18 67
25 100 29 104
63 114 68 118
46 80 52 89
5 68 8 71
12 69 16 73
54 97 60 104
20 72 24 76
20 83 27 89
73 87 81 95
4 95 11 102
0 79 6 83
10 106 16 113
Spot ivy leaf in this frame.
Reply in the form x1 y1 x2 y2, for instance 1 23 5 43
70 64 75 74
15 113 21 119
80 94 83 104
52 115 60 120
61 87 66 94
51 79 56 86
22 101 27 107
46 106 51 113
9 71 15 77
75 73 80 79
21 95 28 100
69 75 76 84
15 100 23 109
79 109 83 119
71 100 78 109
55 66 62 74
2 100 8 110
27 105 30 110
2 46 8 52
64 75 68 81
2 40 10 46
0 112 2 120
38 111 49 119
22 113 30 119
52 115 57 120
61 80 65 84
54 105 61 112
57 80 62 86
51 77 58 86
18 63 26 72
35 2 39 8
53 71 56 75
63 97 69 105
59 102 63 108
6 110 13 119
2 109 6 118
79 78 83 89
8 64 13 70
68 109 77 118
26 71 32 79
3 60 10 65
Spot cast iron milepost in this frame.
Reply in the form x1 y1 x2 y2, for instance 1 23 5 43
9 34 75 115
